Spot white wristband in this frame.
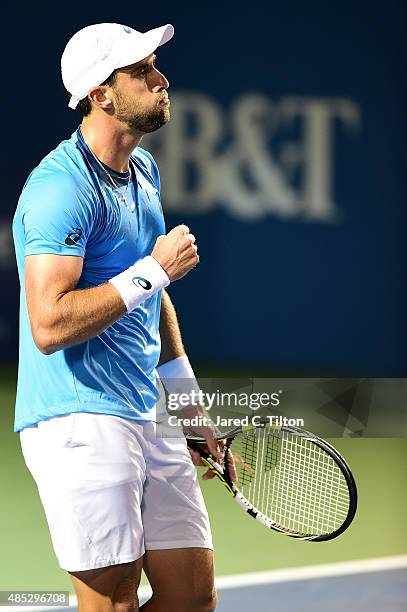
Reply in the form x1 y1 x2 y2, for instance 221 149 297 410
157 355 201 410
109 256 169 313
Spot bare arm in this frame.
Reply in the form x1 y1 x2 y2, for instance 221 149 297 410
26 225 198 355
158 290 230 469
158 289 186 365
25 254 126 354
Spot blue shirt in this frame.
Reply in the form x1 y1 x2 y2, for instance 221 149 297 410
12 128 166 432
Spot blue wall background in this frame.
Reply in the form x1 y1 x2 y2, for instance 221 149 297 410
1 0 406 374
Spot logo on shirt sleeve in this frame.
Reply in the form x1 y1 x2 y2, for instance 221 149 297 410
65 228 83 245
132 277 152 290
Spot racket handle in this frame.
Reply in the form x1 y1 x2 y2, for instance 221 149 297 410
202 455 224 474
187 440 225 473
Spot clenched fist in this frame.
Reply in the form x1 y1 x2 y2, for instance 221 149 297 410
151 225 199 281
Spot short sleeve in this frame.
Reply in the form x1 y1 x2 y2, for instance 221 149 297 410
21 171 93 258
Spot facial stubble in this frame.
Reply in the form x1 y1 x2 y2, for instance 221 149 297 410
114 89 170 133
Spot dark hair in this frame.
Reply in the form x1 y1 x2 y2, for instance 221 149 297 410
76 70 118 116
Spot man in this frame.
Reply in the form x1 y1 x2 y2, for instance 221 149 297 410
13 22 222 611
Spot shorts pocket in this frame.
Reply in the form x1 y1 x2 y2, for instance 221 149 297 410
29 413 78 449
69 481 143 561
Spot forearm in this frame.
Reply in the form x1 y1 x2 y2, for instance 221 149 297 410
39 284 178 356
157 292 220 442
28 253 169 355
158 289 186 365
35 283 126 354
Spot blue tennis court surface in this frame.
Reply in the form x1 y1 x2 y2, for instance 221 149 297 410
215 568 407 612
14 558 405 612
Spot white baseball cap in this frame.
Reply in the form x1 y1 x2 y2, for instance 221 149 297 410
61 22 174 110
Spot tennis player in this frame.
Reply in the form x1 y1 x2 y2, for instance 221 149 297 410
13 23 221 611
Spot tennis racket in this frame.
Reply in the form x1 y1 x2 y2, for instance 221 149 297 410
187 420 357 541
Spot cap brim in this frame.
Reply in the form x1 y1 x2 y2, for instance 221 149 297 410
151 23 174 47
115 24 174 70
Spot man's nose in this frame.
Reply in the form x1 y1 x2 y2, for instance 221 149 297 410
152 69 169 91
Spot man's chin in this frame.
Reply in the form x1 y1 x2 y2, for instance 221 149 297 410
124 108 170 135
145 109 170 133
157 107 171 127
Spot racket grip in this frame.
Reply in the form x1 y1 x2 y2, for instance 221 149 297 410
187 441 225 474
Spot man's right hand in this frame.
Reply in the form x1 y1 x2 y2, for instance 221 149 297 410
151 225 199 281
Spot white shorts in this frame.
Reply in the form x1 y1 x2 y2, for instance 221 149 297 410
20 412 213 572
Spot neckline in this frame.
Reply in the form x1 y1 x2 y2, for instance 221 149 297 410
77 127 131 183
101 160 130 180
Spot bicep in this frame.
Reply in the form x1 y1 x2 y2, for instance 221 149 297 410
25 254 84 331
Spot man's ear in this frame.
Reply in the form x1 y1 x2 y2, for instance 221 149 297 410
87 86 113 110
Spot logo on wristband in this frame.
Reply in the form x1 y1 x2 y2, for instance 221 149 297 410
132 276 152 290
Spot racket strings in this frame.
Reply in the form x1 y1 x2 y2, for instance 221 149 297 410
273 436 349 533
237 434 258 488
231 430 350 536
